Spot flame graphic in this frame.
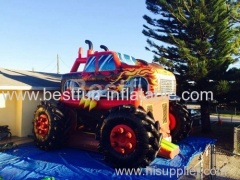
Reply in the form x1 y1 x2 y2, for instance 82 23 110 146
110 67 159 91
79 97 98 111
73 63 172 94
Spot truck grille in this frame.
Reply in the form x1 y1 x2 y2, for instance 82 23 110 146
159 79 176 95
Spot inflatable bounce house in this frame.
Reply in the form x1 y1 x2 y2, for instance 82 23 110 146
32 40 192 168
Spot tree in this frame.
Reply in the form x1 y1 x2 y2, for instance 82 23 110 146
220 68 240 104
143 0 240 132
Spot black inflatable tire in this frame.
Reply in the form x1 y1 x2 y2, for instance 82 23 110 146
33 100 67 150
99 105 161 168
169 102 192 143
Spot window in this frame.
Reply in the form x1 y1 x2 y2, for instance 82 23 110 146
77 63 86 72
84 56 96 72
63 80 80 92
117 53 136 65
98 54 116 71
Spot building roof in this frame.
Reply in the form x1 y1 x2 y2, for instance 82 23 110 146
0 68 61 90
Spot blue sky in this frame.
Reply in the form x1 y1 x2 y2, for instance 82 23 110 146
0 0 155 73
0 1 239 74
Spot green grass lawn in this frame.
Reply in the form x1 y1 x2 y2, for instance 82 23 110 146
210 113 240 118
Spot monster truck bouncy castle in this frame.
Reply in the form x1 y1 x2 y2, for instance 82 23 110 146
32 40 192 168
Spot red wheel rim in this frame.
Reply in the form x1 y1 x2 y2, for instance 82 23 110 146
110 124 137 155
35 114 49 138
169 113 176 130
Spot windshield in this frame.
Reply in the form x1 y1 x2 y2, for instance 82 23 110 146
98 54 116 71
117 52 137 65
84 56 96 72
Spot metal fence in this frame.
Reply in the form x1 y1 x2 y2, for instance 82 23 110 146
211 105 240 116
182 145 240 180
234 125 240 155
181 144 216 180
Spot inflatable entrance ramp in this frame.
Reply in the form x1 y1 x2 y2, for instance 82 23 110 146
158 139 180 159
